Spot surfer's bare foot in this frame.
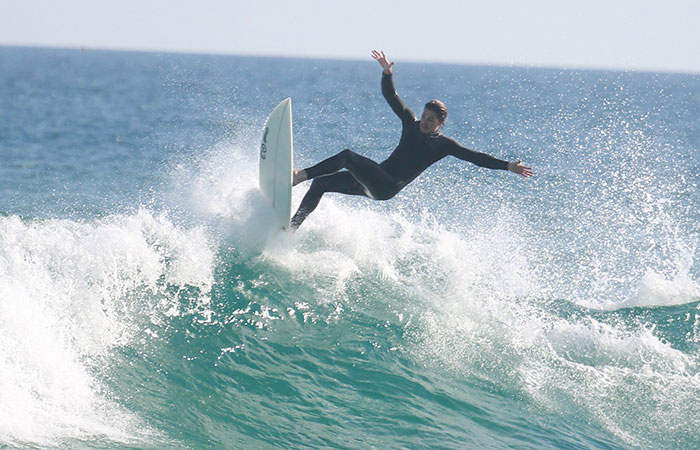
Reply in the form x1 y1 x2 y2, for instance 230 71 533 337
293 169 307 186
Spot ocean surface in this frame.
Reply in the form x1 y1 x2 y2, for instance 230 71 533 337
1 46 699 449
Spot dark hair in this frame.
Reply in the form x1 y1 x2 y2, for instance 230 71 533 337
424 99 448 122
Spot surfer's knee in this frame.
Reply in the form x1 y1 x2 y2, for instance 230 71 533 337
374 192 396 201
371 185 399 201
339 148 358 164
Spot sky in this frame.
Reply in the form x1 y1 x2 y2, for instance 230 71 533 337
1 0 699 73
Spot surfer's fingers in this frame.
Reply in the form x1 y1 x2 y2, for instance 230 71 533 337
372 52 386 65
521 166 534 177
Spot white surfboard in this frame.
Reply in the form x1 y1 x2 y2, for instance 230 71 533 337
259 98 293 230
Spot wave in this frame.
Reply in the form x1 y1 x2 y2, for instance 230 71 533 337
1 140 698 448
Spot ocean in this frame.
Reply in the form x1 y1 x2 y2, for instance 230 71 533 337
1 46 699 449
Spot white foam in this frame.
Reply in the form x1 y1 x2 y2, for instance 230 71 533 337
519 316 700 447
626 266 700 309
251 180 700 446
0 210 213 447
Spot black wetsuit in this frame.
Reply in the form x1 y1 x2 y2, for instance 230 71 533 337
290 72 509 229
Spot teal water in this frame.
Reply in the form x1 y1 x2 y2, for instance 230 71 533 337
1 46 699 449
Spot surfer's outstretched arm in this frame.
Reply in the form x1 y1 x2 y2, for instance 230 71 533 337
507 161 533 177
445 139 533 177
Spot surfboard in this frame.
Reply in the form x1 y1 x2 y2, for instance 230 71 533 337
259 98 293 230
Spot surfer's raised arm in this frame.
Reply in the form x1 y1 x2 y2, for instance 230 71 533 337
373 50 415 125
371 50 394 74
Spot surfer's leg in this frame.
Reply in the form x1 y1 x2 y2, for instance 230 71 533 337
291 172 366 229
293 169 307 186
303 149 397 200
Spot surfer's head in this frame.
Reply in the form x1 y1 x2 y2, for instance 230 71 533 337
420 100 447 134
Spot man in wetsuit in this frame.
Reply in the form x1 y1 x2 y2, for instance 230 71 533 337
290 50 533 229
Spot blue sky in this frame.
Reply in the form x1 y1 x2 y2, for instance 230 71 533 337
1 0 698 73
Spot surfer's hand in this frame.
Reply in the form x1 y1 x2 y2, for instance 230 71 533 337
372 50 394 75
508 161 533 177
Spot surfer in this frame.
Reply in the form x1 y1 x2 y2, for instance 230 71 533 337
290 50 533 229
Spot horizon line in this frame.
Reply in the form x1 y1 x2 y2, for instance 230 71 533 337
3 42 699 77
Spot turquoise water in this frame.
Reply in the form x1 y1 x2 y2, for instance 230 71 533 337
1 46 699 449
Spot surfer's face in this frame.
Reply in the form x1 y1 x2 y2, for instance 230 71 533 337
419 108 443 134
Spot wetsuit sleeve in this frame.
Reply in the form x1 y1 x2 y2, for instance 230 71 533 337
445 139 509 170
381 72 416 124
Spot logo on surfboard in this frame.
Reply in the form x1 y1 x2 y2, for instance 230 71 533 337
260 126 269 160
